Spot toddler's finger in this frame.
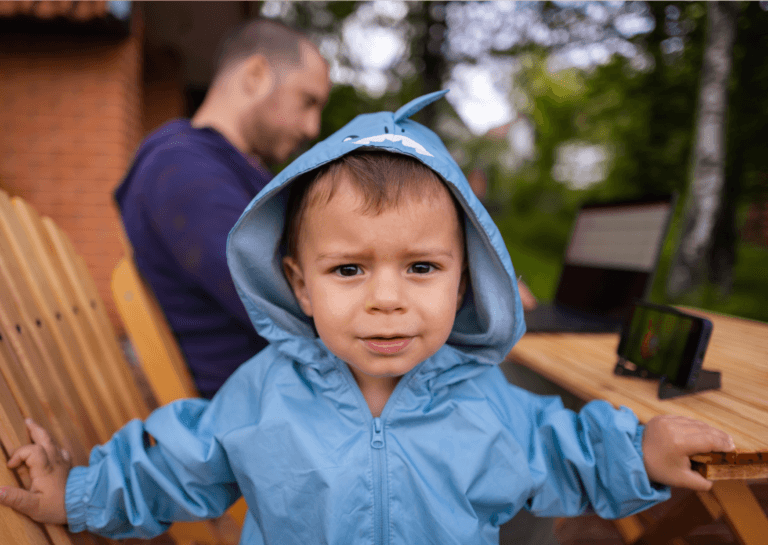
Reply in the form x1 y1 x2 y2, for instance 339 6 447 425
7 444 50 471
0 485 40 519
25 419 57 457
675 469 714 492
686 429 735 456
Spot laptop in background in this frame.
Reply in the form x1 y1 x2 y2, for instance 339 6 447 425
524 195 676 333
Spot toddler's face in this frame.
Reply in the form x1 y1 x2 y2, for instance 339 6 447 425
284 174 466 386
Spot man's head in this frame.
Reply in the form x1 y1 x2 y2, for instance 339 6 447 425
194 19 331 164
282 151 467 389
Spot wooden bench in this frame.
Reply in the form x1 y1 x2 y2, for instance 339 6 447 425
0 189 240 544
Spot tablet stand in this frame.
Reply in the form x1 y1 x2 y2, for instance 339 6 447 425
614 358 721 399
657 370 721 399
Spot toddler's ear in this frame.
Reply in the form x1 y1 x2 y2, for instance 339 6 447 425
283 256 313 317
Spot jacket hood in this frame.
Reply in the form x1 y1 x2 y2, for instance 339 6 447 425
227 90 525 370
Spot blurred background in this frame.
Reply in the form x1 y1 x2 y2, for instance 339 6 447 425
1 0 767 332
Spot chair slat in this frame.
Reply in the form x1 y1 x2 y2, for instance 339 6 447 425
111 257 199 404
0 327 101 545
0 246 92 463
2 195 118 441
39 215 150 421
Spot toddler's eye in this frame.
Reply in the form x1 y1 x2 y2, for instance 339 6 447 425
409 262 435 274
336 264 361 277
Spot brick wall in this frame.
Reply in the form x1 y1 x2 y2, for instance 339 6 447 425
0 17 143 332
143 46 185 135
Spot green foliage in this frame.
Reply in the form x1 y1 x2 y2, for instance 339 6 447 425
264 1 768 321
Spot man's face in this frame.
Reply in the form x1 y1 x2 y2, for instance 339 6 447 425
245 45 330 165
284 175 467 388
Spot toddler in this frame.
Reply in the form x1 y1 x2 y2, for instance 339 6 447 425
0 91 733 544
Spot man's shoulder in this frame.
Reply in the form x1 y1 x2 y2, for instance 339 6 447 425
119 123 242 198
138 119 231 164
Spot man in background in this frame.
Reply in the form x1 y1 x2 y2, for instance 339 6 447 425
115 19 330 398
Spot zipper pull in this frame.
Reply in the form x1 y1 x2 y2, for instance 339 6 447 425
371 417 385 449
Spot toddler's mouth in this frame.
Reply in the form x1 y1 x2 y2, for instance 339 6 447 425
362 336 413 355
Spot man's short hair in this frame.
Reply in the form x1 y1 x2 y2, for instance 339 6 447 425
284 151 465 259
214 18 311 77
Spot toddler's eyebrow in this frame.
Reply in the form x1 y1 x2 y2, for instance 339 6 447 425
401 249 457 260
315 249 457 261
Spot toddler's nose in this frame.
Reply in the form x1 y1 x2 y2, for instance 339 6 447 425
366 271 404 313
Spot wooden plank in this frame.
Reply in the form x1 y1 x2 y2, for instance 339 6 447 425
0 332 101 545
508 324 768 451
711 480 768 545
111 257 199 405
635 490 722 545
39 216 150 421
691 452 768 481
0 248 92 464
693 463 768 481
0 360 54 545
1 194 118 441
5 194 135 430
612 515 645 544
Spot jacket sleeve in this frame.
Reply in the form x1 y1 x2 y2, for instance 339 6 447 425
522 395 671 519
64 399 240 539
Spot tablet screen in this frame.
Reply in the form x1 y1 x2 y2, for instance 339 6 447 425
619 304 695 385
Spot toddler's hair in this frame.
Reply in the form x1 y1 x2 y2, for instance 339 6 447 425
284 150 464 259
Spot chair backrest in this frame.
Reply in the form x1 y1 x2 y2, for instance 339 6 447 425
111 257 200 405
0 190 241 544
0 191 111 545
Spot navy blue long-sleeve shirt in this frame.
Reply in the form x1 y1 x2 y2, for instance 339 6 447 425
114 120 272 397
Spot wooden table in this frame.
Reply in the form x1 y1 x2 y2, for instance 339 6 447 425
506 308 768 545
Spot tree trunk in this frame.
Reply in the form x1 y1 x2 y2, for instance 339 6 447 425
409 1 447 125
666 2 739 298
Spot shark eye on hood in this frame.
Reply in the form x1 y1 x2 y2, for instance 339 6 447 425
342 135 358 142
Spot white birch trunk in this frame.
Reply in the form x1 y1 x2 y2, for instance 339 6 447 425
667 2 739 297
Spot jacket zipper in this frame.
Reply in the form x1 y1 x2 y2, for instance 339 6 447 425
371 416 386 545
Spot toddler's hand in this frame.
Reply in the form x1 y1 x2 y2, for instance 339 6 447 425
642 415 735 491
0 419 71 524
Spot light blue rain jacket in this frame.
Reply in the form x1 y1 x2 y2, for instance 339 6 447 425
65 92 670 543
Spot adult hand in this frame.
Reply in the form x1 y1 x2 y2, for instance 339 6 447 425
642 414 735 491
0 419 71 524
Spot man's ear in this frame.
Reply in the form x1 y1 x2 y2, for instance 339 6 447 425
241 54 276 100
283 256 313 317
456 266 469 312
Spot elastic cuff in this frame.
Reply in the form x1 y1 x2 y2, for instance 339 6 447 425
633 424 646 461
65 466 91 533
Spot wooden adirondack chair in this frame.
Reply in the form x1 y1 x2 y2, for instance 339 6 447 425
0 190 239 544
